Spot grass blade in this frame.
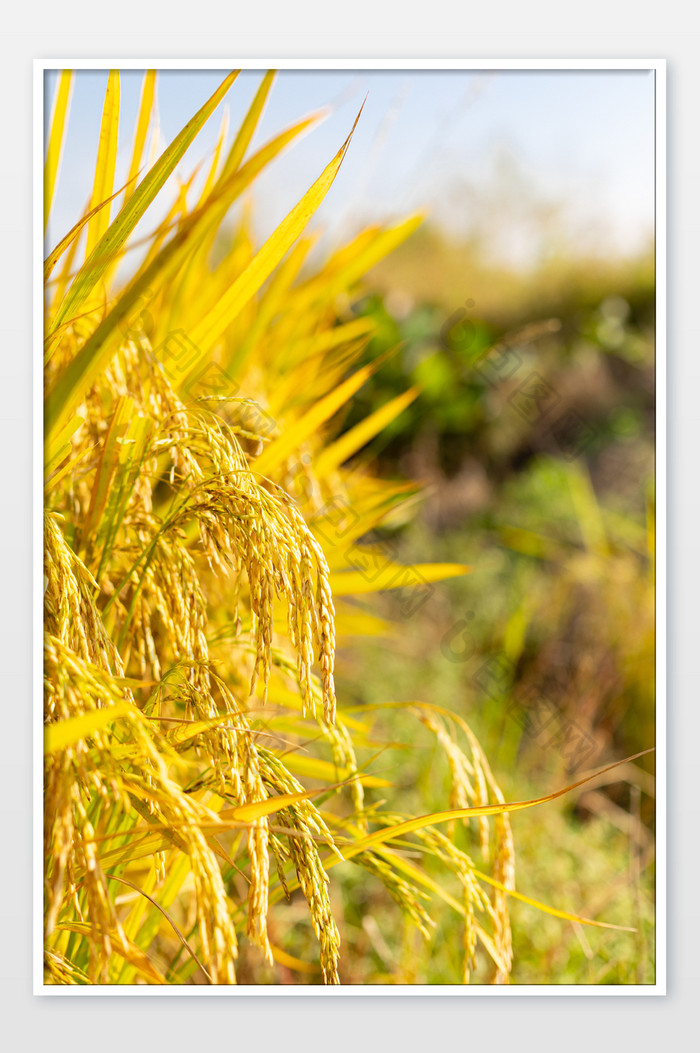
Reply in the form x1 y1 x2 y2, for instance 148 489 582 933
44 70 73 231
315 387 420 478
218 69 276 182
53 923 166 984
329 561 472 596
44 701 135 753
123 70 156 207
48 70 239 338
188 104 365 360
336 749 655 860
86 70 120 257
254 359 378 477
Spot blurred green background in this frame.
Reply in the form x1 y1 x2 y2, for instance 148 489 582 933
331 223 655 985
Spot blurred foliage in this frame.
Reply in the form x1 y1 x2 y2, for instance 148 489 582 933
330 224 656 984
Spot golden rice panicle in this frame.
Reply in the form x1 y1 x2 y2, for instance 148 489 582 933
314 547 337 725
416 709 474 813
492 812 515 984
464 726 516 983
357 849 434 941
43 628 241 984
411 708 515 982
283 816 341 984
471 745 491 862
44 512 122 676
415 827 502 984
239 735 273 964
141 368 338 723
325 719 366 829
259 750 341 983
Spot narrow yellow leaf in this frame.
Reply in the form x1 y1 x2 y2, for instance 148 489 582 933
86 70 120 257
218 69 276 182
96 832 173 870
54 922 166 984
48 71 239 339
45 442 94 493
295 215 423 308
280 752 391 789
166 713 239 748
44 701 135 753
44 70 73 231
188 105 365 360
218 785 333 824
315 387 419 478
329 561 472 596
123 70 156 207
336 749 655 861
196 107 229 207
470 869 636 932
254 360 377 478
44 179 135 282
44 414 84 475
270 944 321 975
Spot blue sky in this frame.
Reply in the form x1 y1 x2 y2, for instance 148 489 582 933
45 68 655 270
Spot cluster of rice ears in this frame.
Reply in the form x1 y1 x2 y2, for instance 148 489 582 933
43 70 639 986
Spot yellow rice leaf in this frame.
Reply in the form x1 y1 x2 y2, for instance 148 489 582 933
225 235 317 378
44 70 73 231
44 442 94 493
269 943 321 975
254 360 377 477
44 414 84 475
218 69 276 182
166 713 240 748
329 561 472 596
315 387 419 478
470 869 636 932
280 752 392 789
312 484 420 563
333 603 392 638
81 395 134 542
218 786 334 823
336 749 655 862
86 70 121 257
97 832 173 870
44 701 135 753
283 317 376 370
45 110 321 446
48 71 239 338
295 215 423 307
44 180 135 282
195 107 229 207
54 922 166 984
188 104 364 360
123 70 156 207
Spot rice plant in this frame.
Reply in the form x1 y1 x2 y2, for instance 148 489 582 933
43 69 639 986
